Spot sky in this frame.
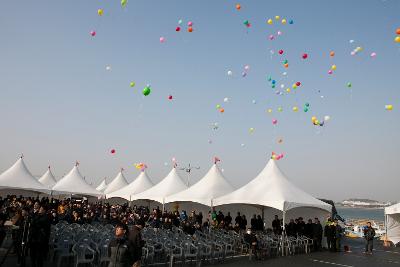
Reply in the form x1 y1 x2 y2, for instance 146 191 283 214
0 0 399 202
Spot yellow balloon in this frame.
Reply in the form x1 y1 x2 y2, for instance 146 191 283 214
97 9 103 16
395 36 400 43
385 105 393 111
282 19 287 24
275 15 280 20
267 108 272 113
292 106 298 112
331 65 337 70
292 84 297 89
286 88 291 93
278 107 283 112
311 116 317 122
130 82 135 87
267 19 273 25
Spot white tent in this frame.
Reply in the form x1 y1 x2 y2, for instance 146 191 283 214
106 170 154 201
96 178 108 192
385 203 400 245
52 164 102 197
0 157 48 193
103 170 129 194
135 167 188 204
213 159 331 228
165 163 235 207
38 166 57 189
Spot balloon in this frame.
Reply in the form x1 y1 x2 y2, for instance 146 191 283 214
236 3 241 10
159 37 165 43
278 139 283 144
227 70 233 76
292 84 297 89
330 51 335 57
396 28 400 35
289 19 294 24
272 119 278 125
244 65 250 70
385 105 393 111
347 82 352 88
168 95 173 100
286 88 291 93
130 82 135 87
278 107 283 112
275 15 280 20
176 27 181 32
97 9 104 16
272 80 276 84
370 52 377 57
296 82 301 86
395 36 400 43
241 72 247 77
110 149 116 154
302 53 308 59
328 70 333 74
188 27 193 32
188 21 193 27
304 107 309 112
267 19 273 25
278 49 284 55
143 86 151 96
349 39 354 43
281 19 287 24
292 106 298 112
219 108 225 113
121 0 127 8
90 31 96 37
267 76 272 81
350 51 356 56
269 35 275 40
178 19 183 25
223 97 229 102
331 65 337 70
283 59 288 64
106 66 111 71
311 116 317 122
243 20 249 25
280 84 285 89
252 100 256 104
216 104 221 109
267 109 272 113
249 128 255 133
305 103 310 107
241 143 245 147
277 31 282 36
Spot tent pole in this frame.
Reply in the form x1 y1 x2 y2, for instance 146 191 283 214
162 199 165 213
261 206 265 230
282 210 286 256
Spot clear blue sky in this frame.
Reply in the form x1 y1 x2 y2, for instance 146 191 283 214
0 0 399 201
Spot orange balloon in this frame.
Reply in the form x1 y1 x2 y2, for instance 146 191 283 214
396 28 400 35
219 108 225 113
236 4 241 10
329 51 335 57
284 63 289 68
188 26 193 32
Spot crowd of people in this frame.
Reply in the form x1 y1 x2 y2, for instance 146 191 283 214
0 195 377 266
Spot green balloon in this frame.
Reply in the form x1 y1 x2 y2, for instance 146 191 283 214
143 86 151 96
347 82 352 88
283 59 288 64
121 0 127 7
243 20 249 25
304 107 309 112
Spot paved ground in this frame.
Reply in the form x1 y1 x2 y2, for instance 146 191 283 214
1 237 399 267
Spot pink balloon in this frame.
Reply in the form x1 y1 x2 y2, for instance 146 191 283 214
328 70 333 74
350 51 356 56
370 52 376 57
277 31 282 36
159 37 165 43
269 34 275 40
90 31 96 36
187 21 193 27
272 119 278 125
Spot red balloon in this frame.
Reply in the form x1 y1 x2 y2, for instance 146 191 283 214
168 95 173 100
278 50 284 55
296 82 301 86
111 149 116 154
302 53 308 59
176 27 181 32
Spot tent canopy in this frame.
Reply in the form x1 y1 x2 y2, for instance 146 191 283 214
106 171 154 200
0 157 48 193
135 167 188 203
385 203 400 245
38 167 57 189
213 159 331 213
103 170 129 194
96 178 108 192
52 164 102 197
165 163 235 207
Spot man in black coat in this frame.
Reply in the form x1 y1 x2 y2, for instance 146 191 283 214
29 205 51 267
256 215 263 231
304 219 314 239
108 222 134 267
312 218 323 251
129 219 145 267
324 218 333 251
272 215 281 235
250 215 257 231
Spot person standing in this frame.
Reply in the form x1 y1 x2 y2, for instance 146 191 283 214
324 218 333 251
129 219 145 267
29 205 51 267
108 222 133 267
364 222 376 255
272 215 281 235
333 219 343 252
312 218 323 251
